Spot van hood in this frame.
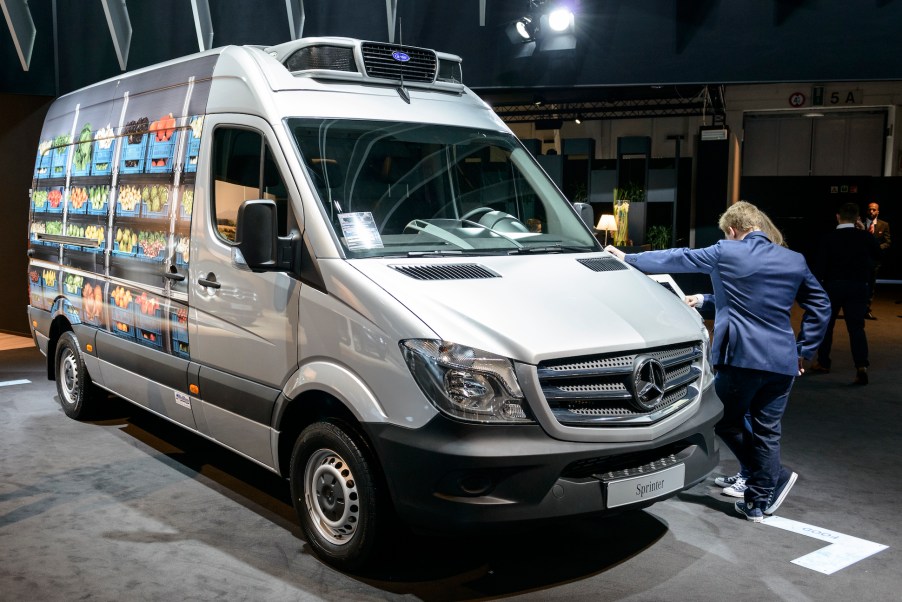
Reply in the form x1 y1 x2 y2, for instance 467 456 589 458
349 253 706 365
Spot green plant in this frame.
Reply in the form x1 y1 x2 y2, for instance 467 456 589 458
646 224 672 250
614 181 645 202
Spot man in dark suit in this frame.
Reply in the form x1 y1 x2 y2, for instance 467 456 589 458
864 201 891 319
607 201 830 523
811 202 881 384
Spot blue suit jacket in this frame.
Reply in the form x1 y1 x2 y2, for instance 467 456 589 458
625 231 830 376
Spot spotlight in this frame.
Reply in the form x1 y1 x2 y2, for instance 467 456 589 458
548 8 573 32
506 15 538 43
574 115 582 124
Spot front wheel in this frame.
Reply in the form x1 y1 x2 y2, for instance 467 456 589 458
54 331 101 419
290 421 384 570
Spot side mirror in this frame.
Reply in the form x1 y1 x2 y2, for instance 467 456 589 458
237 200 277 268
237 199 293 271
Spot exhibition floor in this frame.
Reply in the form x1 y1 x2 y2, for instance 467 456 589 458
1 289 900 601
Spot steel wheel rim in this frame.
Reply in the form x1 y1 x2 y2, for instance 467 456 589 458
59 348 78 406
303 448 360 546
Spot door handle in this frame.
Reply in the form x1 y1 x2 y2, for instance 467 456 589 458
163 266 186 282
197 273 221 289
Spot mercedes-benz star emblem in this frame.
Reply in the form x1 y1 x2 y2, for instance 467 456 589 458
630 356 666 412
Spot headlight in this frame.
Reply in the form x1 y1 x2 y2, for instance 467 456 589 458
400 340 534 424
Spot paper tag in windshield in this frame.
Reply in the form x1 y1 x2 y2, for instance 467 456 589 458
338 212 384 250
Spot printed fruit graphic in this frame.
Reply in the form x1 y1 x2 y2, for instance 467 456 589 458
118 185 141 211
48 189 62 208
115 228 138 253
74 124 93 171
69 187 88 209
42 269 57 287
111 286 132 308
149 113 177 142
137 291 160 315
82 282 104 321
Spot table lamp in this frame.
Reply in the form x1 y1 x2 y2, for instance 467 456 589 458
596 214 617 245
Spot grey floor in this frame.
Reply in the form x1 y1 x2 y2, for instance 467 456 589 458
2 289 901 601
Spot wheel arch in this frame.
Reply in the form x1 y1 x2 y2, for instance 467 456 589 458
275 389 374 479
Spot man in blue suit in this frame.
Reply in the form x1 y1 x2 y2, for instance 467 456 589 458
606 201 830 522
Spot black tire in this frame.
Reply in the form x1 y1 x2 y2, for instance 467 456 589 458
289 421 383 570
54 331 101 420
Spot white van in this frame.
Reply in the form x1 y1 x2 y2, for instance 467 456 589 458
27 38 721 569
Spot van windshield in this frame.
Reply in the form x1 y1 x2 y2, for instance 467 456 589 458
288 119 599 258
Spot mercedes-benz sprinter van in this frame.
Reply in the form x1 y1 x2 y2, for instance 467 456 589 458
27 37 721 569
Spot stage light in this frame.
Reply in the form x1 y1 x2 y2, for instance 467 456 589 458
548 8 573 32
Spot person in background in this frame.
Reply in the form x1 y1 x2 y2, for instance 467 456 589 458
864 202 891 319
810 202 881 384
606 201 830 522
682 210 788 500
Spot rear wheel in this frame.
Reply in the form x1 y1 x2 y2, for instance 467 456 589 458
290 421 383 570
54 331 100 419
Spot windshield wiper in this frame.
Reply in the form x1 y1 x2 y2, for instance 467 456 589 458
507 244 592 255
407 250 468 257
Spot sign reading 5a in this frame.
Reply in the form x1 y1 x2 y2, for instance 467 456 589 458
813 86 862 106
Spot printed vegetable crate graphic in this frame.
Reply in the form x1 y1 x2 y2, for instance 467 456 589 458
113 227 139 256
62 274 85 317
119 136 147 174
71 124 94 177
28 270 45 310
109 286 136 340
51 146 70 177
137 231 167 261
34 151 51 179
31 189 49 212
120 117 150 174
147 114 178 173
184 116 203 173
116 185 141 217
67 187 89 215
141 185 170 218
45 188 64 213
91 140 114 176
170 308 189 359
86 185 110 215
81 281 105 325
135 292 164 351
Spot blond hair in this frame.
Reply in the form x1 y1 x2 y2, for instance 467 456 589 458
718 201 786 247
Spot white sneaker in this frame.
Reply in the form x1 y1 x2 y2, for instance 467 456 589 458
722 478 747 498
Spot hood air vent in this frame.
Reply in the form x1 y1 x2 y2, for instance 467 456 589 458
391 264 499 281
578 258 628 272
361 42 437 83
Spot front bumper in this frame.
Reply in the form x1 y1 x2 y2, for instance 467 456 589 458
365 384 722 532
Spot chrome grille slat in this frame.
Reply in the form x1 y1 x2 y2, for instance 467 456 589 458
537 342 703 426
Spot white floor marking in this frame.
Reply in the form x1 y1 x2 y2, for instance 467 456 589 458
0 379 31 387
763 515 888 574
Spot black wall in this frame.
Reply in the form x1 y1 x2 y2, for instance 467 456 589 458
5 1 902 96
0 95 53 334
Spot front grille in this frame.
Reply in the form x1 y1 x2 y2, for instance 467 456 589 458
361 42 437 83
537 342 703 426
390 264 499 281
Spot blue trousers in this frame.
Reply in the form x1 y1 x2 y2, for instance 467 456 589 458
714 366 795 506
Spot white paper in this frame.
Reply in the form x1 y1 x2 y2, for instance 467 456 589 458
338 212 383 250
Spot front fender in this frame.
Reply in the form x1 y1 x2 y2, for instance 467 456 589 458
277 360 389 427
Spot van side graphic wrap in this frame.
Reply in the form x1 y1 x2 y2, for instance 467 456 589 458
28 54 218 360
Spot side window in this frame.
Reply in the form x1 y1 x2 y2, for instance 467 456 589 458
212 127 290 241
